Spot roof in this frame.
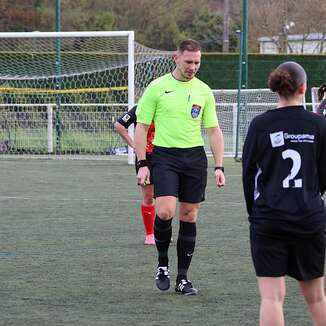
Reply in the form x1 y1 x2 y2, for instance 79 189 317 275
258 32 326 43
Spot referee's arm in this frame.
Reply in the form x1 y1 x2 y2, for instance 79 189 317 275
207 127 225 187
135 122 150 186
134 123 149 161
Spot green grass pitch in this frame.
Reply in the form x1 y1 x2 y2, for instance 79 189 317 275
0 157 321 325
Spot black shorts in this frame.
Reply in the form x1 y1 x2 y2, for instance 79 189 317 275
151 146 207 203
135 153 154 185
250 226 326 281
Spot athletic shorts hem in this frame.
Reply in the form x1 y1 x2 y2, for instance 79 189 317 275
288 272 325 282
255 272 324 282
250 227 326 282
154 192 203 203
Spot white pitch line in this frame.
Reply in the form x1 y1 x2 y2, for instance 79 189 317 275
0 196 243 206
103 173 242 177
118 199 243 206
0 196 110 202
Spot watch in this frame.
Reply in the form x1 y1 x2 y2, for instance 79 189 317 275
137 160 148 168
214 166 224 172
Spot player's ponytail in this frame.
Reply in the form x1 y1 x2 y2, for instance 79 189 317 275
317 84 326 102
268 61 307 99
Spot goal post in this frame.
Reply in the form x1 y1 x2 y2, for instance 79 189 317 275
311 86 320 114
0 31 174 160
127 32 135 164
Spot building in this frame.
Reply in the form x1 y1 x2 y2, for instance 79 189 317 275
258 33 326 54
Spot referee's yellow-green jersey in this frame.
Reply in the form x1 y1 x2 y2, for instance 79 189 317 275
136 73 218 148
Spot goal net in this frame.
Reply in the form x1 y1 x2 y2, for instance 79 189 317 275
210 89 279 158
0 31 174 158
0 33 306 160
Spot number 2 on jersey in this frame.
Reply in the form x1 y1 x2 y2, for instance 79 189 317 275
282 149 302 188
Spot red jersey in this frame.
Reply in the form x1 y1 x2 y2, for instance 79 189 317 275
146 123 155 154
117 106 155 154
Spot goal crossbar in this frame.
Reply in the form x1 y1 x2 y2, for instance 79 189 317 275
0 31 134 39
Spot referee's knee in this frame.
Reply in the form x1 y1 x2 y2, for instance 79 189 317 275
260 288 285 303
156 198 176 220
156 207 174 220
261 293 285 303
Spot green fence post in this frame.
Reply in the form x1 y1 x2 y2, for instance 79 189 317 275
234 0 249 161
55 0 62 154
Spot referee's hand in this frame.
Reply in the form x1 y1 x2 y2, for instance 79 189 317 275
215 169 225 188
137 167 150 186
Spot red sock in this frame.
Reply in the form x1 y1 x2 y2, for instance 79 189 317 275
141 203 155 235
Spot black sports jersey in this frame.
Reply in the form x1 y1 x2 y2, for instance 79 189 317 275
117 105 137 128
242 105 326 235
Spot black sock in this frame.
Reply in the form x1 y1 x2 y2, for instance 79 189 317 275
177 221 196 283
154 215 172 267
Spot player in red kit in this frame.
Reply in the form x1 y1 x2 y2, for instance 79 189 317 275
114 106 156 245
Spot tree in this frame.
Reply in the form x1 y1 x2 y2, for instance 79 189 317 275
250 0 326 53
111 0 208 49
249 0 297 52
187 5 240 52
38 0 115 31
293 0 326 53
0 0 40 31
111 0 184 49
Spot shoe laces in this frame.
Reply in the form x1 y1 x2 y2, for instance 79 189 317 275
156 266 169 278
178 279 192 289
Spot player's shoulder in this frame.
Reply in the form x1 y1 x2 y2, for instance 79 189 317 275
307 110 326 131
192 77 212 91
300 107 326 125
252 106 326 129
250 109 272 126
148 73 172 87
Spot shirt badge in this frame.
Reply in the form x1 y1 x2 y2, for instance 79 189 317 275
191 104 202 118
270 131 284 147
122 114 131 123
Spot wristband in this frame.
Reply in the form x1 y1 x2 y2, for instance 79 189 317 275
137 159 148 168
214 166 224 172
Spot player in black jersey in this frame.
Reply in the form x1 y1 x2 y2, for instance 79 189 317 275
317 84 326 116
242 61 326 326
114 106 156 246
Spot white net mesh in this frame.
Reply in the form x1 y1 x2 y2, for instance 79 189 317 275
0 32 174 157
211 89 279 157
0 33 300 160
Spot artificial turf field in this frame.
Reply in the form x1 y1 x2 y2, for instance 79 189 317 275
0 156 323 326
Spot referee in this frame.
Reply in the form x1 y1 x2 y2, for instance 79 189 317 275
135 39 225 295
242 61 326 325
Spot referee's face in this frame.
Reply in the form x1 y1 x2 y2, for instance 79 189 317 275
174 50 201 81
